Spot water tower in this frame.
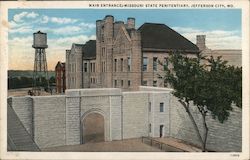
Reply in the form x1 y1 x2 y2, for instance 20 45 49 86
32 31 49 95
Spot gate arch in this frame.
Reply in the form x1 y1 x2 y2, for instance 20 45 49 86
80 108 108 144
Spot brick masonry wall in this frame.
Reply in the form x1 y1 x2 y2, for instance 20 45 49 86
202 49 241 67
32 96 66 148
10 97 33 137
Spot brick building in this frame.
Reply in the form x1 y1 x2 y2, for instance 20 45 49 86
55 61 66 93
196 35 242 67
66 15 199 91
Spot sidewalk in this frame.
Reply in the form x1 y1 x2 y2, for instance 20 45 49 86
154 137 202 152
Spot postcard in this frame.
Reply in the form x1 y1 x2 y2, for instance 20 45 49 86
0 1 249 160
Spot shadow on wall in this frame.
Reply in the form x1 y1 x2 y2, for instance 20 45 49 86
82 113 105 143
170 96 242 152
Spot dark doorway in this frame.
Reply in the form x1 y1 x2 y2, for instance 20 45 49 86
160 125 164 138
82 113 104 143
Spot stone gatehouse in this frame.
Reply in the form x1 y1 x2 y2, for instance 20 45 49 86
8 87 241 151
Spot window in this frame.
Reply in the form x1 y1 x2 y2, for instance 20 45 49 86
90 63 93 72
103 62 105 72
101 61 106 72
93 63 95 72
149 123 151 133
84 63 88 72
114 80 117 87
114 59 117 72
153 57 157 71
102 47 105 57
149 102 151 112
121 80 123 87
127 57 131 71
101 62 103 72
143 57 148 71
128 80 131 87
153 80 157 87
121 58 123 72
160 103 164 112
142 80 147 86
101 26 104 42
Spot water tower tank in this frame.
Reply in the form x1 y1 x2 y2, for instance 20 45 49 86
32 31 48 48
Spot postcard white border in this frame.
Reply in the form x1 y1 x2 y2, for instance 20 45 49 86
0 1 249 160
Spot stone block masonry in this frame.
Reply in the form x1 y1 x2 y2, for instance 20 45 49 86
8 87 242 151
32 96 66 148
169 94 242 152
122 92 149 139
10 97 33 137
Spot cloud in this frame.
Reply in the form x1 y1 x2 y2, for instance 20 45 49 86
8 34 96 70
79 22 96 29
26 12 39 18
9 21 21 28
50 17 78 24
53 26 82 35
13 11 39 23
41 15 49 24
9 26 33 34
49 35 96 49
172 27 241 49
52 23 96 35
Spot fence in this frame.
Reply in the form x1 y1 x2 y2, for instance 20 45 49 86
141 136 185 152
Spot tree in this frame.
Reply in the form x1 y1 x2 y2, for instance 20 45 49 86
49 76 56 84
160 52 242 151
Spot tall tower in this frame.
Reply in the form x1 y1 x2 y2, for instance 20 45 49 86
32 31 49 95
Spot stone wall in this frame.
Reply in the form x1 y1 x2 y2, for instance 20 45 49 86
66 88 122 144
170 95 242 152
10 97 33 137
65 90 81 145
140 86 242 151
8 87 242 151
150 92 171 138
122 92 149 139
32 96 66 148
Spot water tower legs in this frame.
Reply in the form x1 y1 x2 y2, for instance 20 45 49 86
32 48 49 95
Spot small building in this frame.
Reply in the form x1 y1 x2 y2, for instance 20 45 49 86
55 61 66 93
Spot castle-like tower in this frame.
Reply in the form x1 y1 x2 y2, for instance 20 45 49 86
66 15 200 91
95 15 142 90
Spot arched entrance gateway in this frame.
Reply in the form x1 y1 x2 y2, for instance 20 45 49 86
81 110 105 144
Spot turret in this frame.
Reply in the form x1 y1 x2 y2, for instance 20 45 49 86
114 21 124 37
127 17 135 29
196 35 206 51
96 20 102 41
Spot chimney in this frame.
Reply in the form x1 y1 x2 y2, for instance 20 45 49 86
127 17 135 29
196 35 206 51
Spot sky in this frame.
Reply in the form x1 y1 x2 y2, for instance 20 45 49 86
8 9 241 70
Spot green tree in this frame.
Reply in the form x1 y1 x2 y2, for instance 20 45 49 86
160 52 242 151
49 76 56 84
